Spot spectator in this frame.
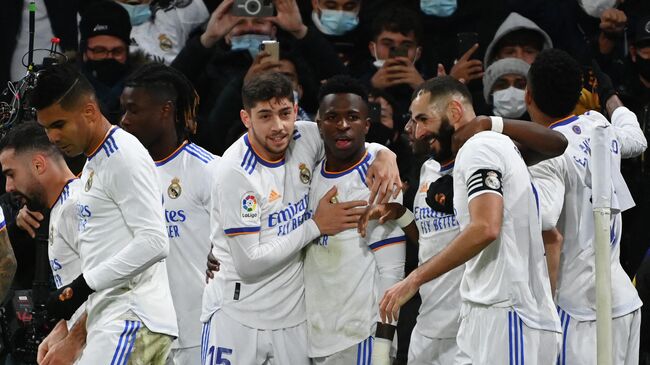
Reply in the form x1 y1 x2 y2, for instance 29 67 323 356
77 1 148 124
113 0 213 64
482 57 530 119
358 7 426 130
483 12 553 67
172 0 345 151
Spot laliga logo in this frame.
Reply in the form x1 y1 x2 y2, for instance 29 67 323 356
241 193 259 221
242 195 257 212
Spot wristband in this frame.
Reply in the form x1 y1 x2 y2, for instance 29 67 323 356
396 209 415 228
490 116 504 134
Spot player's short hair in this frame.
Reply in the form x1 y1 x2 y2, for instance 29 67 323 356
412 76 473 112
241 72 294 111
31 63 95 111
371 7 422 44
0 121 61 158
318 75 368 104
528 49 582 118
125 63 199 136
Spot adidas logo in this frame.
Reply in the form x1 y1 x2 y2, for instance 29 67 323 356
93 24 109 32
268 190 281 202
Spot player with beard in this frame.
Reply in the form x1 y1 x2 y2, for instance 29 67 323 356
360 76 565 363
0 122 82 364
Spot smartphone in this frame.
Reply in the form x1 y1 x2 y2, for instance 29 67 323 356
368 102 382 125
389 44 409 59
457 32 479 59
259 40 279 63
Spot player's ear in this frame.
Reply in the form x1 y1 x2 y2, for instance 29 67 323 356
32 154 47 176
446 100 462 125
240 109 252 129
363 117 370 135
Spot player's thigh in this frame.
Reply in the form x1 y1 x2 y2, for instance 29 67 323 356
408 326 457 365
312 337 373 365
267 320 310 365
201 310 257 365
78 319 144 365
166 346 200 365
614 309 641 365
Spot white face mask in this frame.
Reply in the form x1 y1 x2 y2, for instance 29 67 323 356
492 87 527 118
372 44 385 68
578 0 616 18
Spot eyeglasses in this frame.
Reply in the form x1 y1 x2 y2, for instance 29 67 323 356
86 46 127 59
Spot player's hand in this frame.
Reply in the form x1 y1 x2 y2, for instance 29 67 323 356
449 44 483 84
271 0 308 39
37 320 68 364
367 149 401 204
205 248 221 284
16 206 44 238
314 186 367 235
244 52 282 85
379 274 420 323
452 115 491 153
200 0 245 48
600 8 626 35
46 275 94 321
40 331 84 365
358 203 406 237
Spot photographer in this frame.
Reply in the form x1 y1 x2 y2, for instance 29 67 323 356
171 0 345 152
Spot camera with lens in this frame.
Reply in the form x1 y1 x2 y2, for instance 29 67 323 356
231 0 274 17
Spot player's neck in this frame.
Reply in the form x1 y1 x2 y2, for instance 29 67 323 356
324 147 367 173
46 167 77 209
84 118 113 156
533 112 565 127
149 131 182 162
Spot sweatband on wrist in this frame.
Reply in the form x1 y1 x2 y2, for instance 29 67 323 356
490 116 504 134
396 209 415 228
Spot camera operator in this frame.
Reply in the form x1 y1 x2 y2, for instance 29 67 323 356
0 122 85 365
171 0 345 152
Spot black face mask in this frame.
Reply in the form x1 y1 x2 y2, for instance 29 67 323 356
636 56 650 82
85 59 128 86
366 122 394 146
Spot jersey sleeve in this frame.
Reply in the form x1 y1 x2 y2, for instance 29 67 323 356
367 220 405 325
529 157 567 231
296 121 325 164
84 151 169 291
609 107 648 159
59 202 80 255
456 135 507 203
214 159 321 281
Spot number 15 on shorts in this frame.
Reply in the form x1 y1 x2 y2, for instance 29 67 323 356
206 346 232 365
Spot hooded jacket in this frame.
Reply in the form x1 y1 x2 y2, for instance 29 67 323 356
483 12 553 66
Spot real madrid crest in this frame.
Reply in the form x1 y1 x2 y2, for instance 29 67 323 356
158 34 173 52
485 171 501 190
168 177 182 199
299 163 311 184
85 170 94 192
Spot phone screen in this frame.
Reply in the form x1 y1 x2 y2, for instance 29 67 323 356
457 32 478 58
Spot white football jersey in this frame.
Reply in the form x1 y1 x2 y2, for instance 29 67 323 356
529 110 643 321
413 159 463 339
203 121 324 330
155 141 218 348
130 0 209 64
454 131 561 333
48 178 85 328
304 151 406 357
77 126 177 336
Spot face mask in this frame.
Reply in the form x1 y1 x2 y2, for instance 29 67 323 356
85 59 128 86
578 0 616 18
372 44 385 68
230 34 272 57
317 9 359 36
635 55 650 82
492 86 527 118
118 2 151 26
420 0 458 17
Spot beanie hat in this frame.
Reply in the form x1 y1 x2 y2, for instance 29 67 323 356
483 58 530 103
79 1 132 47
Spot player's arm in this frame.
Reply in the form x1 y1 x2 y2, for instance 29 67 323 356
607 102 647 158
0 208 17 302
368 223 406 365
83 154 169 292
542 227 563 297
452 116 568 166
358 203 419 244
379 191 503 323
40 311 87 365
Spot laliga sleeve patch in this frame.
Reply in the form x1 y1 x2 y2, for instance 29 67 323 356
467 169 503 199
240 192 260 222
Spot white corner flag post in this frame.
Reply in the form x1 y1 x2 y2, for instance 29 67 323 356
591 125 613 365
